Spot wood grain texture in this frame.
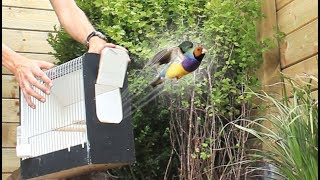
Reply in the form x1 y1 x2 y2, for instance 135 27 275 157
276 0 294 11
282 55 318 94
282 55 318 77
256 0 282 95
253 0 283 131
2 53 58 75
277 0 318 35
280 19 318 68
2 148 20 173
2 67 13 76
34 164 128 179
2 6 59 32
2 75 19 99
3 0 54 10
2 123 19 148
2 1 55 177
2 173 12 180
3 29 55 54
311 90 318 100
2 99 20 123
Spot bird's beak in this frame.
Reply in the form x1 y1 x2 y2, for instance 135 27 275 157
202 48 208 54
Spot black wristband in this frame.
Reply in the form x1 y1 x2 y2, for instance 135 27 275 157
85 31 108 48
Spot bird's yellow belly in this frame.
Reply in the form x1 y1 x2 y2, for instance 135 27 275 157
165 63 189 79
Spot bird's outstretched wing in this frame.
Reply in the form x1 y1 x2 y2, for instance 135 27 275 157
145 47 184 67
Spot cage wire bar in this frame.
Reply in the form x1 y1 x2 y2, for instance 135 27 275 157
19 56 88 159
16 50 135 179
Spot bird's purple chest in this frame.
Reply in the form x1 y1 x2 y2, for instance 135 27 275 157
181 58 201 72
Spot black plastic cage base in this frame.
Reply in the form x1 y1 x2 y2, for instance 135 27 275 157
20 53 135 179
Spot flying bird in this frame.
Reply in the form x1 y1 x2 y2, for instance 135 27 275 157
147 41 208 87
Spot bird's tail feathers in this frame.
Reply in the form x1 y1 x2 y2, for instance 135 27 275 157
150 77 165 88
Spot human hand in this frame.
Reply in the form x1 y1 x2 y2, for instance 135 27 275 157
12 56 55 109
87 36 129 55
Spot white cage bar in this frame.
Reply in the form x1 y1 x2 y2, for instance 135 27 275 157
16 48 130 159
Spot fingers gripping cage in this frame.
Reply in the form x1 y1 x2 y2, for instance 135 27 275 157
16 48 135 179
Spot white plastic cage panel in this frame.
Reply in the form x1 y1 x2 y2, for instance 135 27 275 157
17 48 130 159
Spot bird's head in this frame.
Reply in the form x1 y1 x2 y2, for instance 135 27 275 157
178 41 194 53
193 45 208 61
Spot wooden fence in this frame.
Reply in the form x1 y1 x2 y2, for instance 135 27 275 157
2 0 59 179
277 0 318 97
255 0 318 155
258 0 318 97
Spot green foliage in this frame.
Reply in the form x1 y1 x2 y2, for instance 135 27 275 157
47 0 274 179
229 75 318 179
47 26 86 65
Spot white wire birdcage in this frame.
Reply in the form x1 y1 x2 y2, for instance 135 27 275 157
16 48 131 159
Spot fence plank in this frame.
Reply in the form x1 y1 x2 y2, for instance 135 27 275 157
280 19 318 68
2 148 20 173
2 53 58 75
2 75 19 99
2 173 12 179
2 6 59 32
3 0 54 10
276 0 294 11
282 55 318 95
2 99 20 123
2 123 19 148
3 29 55 54
256 0 282 95
311 90 318 100
254 0 283 146
277 0 318 35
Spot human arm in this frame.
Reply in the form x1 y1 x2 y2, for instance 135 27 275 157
2 43 55 109
49 0 128 53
